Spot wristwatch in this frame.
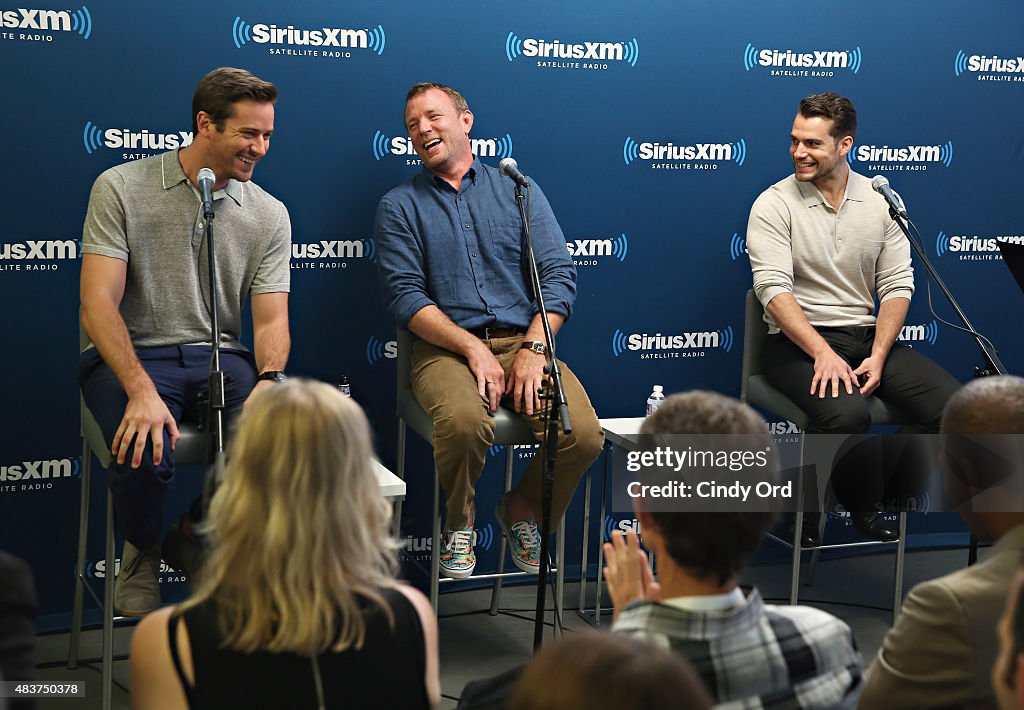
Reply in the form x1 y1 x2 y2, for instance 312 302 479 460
257 370 287 383
521 341 547 355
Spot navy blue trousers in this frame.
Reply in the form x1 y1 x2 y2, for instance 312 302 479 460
78 345 255 549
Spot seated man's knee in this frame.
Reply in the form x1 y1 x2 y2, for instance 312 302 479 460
815 400 871 433
564 414 604 463
433 404 495 453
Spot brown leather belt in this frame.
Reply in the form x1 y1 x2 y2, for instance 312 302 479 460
468 326 526 339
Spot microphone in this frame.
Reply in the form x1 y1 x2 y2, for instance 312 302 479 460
871 175 908 220
499 157 530 189
197 167 216 219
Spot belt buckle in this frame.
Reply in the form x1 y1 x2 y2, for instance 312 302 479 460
482 326 497 340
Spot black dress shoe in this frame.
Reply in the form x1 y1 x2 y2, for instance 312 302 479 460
851 512 899 542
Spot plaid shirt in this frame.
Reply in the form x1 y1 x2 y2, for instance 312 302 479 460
613 588 863 708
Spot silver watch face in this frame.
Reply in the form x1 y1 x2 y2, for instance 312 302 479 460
529 341 545 354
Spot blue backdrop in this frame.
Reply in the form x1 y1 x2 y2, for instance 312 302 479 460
2 0 1021 628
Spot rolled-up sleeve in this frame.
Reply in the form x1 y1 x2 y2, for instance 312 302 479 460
374 195 436 328
746 189 794 308
875 212 914 303
526 182 576 321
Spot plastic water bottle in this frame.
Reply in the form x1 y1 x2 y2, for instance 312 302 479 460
338 375 351 397
646 385 665 417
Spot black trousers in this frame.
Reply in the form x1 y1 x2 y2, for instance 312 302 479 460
762 327 961 511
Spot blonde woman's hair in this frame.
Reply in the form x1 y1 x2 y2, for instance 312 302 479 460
178 379 400 655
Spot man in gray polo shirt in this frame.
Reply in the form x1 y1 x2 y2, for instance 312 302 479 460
746 92 959 542
79 67 291 614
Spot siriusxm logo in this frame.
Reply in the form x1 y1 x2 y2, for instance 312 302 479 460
83 121 192 155
623 137 746 168
743 43 862 74
728 233 748 261
936 231 1024 260
954 49 1024 78
365 336 397 365
848 141 953 169
566 234 627 266
0 5 92 38
291 239 374 260
232 16 385 55
505 32 639 67
403 526 495 555
0 239 78 260
488 443 538 458
291 238 374 273
475 524 495 551
0 456 78 482
611 326 734 359
85 557 183 579
604 516 643 542
371 131 513 162
769 420 802 436
898 320 938 346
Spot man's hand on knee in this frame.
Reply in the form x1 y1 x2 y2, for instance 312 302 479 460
506 348 546 415
465 343 505 412
113 389 180 468
853 354 885 397
811 347 857 399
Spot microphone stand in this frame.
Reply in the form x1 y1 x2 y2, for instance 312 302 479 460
201 199 227 513
513 182 573 651
887 206 1007 377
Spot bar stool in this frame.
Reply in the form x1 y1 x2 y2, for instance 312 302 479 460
393 329 565 619
67 394 211 710
740 289 909 624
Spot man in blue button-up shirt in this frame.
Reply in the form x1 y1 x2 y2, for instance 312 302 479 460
374 82 603 580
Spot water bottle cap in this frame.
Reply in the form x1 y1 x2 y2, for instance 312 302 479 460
653 385 663 392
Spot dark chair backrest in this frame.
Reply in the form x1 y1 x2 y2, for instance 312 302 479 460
741 289 768 401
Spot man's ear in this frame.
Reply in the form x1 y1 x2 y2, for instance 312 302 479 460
635 509 660 544
836 134 854 158
195 111 217 139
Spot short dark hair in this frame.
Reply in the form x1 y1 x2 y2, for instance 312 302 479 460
941 376 1024 493
640 391 777 585
405 82 470 114
192 67 277 135
798 92 857 141
508 632 712 710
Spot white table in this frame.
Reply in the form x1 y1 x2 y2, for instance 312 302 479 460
373 458 406 500
578 417 646 625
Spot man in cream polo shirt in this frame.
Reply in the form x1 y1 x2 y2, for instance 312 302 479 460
746 92 959 542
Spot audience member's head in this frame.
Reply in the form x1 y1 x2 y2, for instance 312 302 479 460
637 390 777 585
0 550 37 701
940 375 1024 540
995 570 1024 709
508 631 712 710
182 379 400 654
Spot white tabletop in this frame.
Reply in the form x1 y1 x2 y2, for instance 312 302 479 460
372 459 406 500
599 417 646 448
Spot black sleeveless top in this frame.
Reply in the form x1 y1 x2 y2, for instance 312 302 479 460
168 587 430 709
